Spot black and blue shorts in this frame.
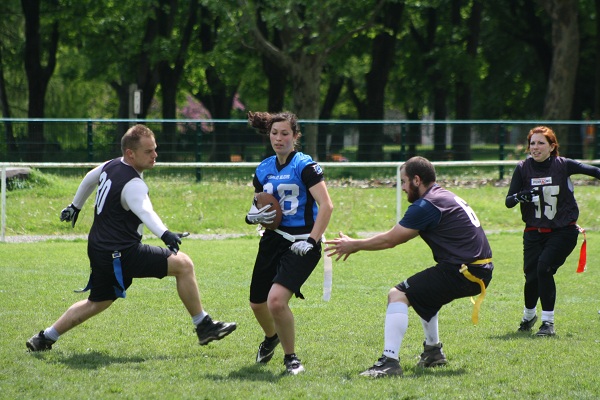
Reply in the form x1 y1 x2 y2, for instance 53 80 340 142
85 242 170 302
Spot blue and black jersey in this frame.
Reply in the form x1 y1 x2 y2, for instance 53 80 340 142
253 151 323 235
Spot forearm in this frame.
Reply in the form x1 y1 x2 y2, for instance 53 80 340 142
353 232 401 252
310 201 333 242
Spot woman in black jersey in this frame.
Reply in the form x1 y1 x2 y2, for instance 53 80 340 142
506 125 600 336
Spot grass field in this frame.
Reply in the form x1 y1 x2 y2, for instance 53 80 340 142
1 171 600 399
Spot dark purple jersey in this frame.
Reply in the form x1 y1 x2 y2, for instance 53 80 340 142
88 158 144 251
517 157 580 229
400 185 492 265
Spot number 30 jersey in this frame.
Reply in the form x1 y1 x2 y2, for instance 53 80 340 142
88 158 143 251
253 151 324 234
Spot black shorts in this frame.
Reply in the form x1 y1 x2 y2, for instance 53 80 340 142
395 263 493 322
86 242 170 302
523 225 579 276
249 230 321 303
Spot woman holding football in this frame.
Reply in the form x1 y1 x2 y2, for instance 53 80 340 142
506 125 600 336
245 111 333 375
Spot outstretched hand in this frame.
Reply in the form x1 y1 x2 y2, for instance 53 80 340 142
161 231 190 254
324 231 356 261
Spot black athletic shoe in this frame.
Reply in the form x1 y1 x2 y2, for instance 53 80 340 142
195 316 237 345
283 353 305 375
359 355 403 378
518 315 538 332
417 342 448 368
26 331 55 352
256 335 280 363
535 321 556 337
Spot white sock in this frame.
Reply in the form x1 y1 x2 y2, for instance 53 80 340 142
192 311 208 326
523 307 536 321
43 326 60 342
421 313 439 346
541 310 554 323
382 302 408 360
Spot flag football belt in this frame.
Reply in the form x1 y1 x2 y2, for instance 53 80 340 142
459 258 492 325
74 251 126 298
274 229 311 242
524 223 587 273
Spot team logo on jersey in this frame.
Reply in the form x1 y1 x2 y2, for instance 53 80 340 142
267 174 291 180
313 164 323 175
531 177 552 186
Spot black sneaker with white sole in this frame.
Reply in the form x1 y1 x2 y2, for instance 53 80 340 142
359 355 403 378
518 315 538 332
535 321 555 337
256 335 280 363
417 342 448 368
283 353 305 375
26 331 56 352
195 315 237 345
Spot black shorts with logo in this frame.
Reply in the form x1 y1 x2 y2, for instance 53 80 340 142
85 242 170 302
249 230 321 303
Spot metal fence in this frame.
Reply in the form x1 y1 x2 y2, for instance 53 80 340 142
2 119 600 164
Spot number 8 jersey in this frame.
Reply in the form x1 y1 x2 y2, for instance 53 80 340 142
253 151 324 234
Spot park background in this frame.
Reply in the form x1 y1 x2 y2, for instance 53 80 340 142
1 0 600 163
2 1 600 398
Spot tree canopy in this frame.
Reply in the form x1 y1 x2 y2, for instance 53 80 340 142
0 0 595 160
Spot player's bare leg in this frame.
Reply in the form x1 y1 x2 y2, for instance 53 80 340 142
53 299 113 334
167 252 202 316
167 252 236 344
268 283 304 374
251 302 280 363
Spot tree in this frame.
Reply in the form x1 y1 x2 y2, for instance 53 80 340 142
156 0 199 158
21 0 59 161
347 1 405 161
238 0 385 159
539 0 579 121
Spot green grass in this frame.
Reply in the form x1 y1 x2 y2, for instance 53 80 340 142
4 169 600 236
1 171 600 399
2 235 600 399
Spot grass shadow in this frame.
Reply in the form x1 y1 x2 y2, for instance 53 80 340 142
405 365 468 378
488 331 559 340
36 351 153 370
205 364 284 382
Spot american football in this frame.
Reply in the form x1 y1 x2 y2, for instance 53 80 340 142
254 192 283 230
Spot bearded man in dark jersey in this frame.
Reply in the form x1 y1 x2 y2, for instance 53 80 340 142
26 124 236 352
326 156 493 378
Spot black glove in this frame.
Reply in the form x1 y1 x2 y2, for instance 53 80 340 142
513 188 539 203
60 204 80 228
161 231 189 254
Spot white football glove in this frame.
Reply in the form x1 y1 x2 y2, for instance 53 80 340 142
290 238 317 256
246 203 277 225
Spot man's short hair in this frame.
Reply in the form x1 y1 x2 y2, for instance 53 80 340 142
402 156 436 185
121 124 155 154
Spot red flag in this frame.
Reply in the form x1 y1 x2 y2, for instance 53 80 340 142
577 226 587 273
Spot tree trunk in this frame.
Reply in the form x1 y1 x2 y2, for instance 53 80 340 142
22 0 58 161
291 58 323 158
451 0 482 161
